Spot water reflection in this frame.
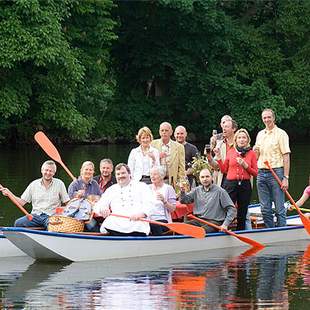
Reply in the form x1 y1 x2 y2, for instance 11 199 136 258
1 242 309 309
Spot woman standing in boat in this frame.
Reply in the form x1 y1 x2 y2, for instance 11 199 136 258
128 127 160 184
214 129 258 230
149 166 177 235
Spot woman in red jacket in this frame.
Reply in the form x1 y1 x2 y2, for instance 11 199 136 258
214 128 258 230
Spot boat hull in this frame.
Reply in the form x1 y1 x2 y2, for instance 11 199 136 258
0 232 26 257
2 225 309 262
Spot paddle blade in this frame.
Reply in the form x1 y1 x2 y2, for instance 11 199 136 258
188 214 265 248
34 131 76 181
227 231 265 249
166 223 205 239
34 131 62 162
299 213 310 235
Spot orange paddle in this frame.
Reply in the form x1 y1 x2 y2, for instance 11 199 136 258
110 213 206 238
188 214 265 248
0 184 33 221
264 160 310 235
34 131 76 181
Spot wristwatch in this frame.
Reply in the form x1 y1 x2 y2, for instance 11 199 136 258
283 175 289 180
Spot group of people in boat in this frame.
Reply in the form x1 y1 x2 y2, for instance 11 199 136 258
0 108 309 236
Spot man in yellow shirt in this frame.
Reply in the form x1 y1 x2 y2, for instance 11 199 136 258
254 108 290 227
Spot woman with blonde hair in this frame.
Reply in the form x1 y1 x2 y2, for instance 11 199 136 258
128 126 160 184
214 128 258 230
68 161 102 199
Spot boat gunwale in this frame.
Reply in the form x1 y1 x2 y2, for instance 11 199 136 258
1 223 306 241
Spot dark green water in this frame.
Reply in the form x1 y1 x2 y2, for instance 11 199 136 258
0 242 309 309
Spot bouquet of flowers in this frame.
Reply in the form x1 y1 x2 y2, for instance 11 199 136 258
191 154 212 180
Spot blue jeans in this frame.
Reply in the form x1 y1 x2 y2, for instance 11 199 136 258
14 213 49 229
257 168 286 228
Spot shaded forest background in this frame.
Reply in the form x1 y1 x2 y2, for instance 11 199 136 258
0 0 309 144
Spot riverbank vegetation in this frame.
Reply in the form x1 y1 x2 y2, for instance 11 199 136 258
0 0 309 144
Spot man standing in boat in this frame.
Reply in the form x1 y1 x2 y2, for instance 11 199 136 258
174 125 199 187
179 168 236 233
254 108 291 228
152 122 185 187
0 160 70 229
206 118 238 186
93 163 155 236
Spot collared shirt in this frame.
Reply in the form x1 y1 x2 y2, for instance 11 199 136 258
161 140 171 165
127 145 160 181
180 184 236 227
68 177 102 199
94 175 116 193
255 125 290 169
94 181 155 234
21 178 70 216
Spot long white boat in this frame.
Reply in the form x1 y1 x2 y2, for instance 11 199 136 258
2 214 309 262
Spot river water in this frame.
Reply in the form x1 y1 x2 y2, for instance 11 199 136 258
0 143 309 309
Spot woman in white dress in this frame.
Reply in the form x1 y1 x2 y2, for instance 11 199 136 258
149 166 177 235
128 127 160 184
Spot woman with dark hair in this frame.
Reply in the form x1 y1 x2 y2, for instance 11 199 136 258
214 128 258 230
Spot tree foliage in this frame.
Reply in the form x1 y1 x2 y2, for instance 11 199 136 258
0 0 309 143
0 0 116 142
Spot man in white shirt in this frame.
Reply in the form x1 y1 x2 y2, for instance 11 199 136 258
93 163 154 236
0 160 70 229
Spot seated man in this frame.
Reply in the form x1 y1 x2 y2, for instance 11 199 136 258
93 163 155 236
0 160 70 229
94 158 116 193
179 168 236 233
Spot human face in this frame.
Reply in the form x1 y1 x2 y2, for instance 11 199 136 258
222 121 235 139
140 133 151 148
262 110 275 130
199 169 212 188
174 127 187 144
81 164 94 181
236 132 248 148
100 162 113 178
150 169 162 186
41 164 56 181
159 124 172 142
116 166 131 187
220 116 232 129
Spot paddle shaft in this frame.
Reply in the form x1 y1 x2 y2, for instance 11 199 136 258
6 191 33 221
188 214 264 248
264 161 310 235
300 207 310 213
34 131 76 181
110 213 205 238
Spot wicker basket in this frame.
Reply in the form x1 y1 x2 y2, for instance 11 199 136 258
48 215 84 233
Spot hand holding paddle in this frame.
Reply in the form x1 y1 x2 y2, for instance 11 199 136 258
34 131 76 181
188 214 265 248
110 213 206 239
0 184 33 221
264 160 310 235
